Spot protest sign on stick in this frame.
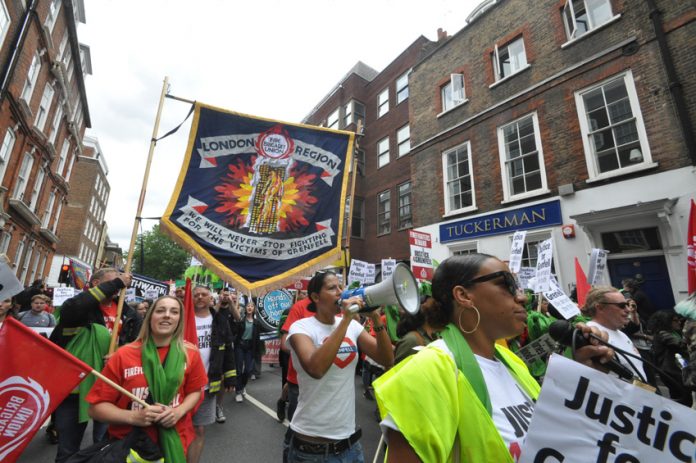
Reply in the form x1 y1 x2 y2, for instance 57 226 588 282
509 231 527 273
587 248 610 286
381 259 396 280
534 239 554 292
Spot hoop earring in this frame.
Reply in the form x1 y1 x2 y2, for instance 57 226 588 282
458 306 480 334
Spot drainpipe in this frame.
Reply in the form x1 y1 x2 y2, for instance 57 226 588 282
645 0 696 165
0 0 39 103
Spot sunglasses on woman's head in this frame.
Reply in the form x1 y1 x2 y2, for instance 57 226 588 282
461 271 520 297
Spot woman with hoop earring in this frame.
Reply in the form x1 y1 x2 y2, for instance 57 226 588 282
374 253 614 463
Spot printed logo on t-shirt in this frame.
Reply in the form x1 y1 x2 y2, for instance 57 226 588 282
123 368 181 410
197 323 212 349
330 337 357 369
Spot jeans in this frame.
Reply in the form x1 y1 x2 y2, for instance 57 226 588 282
54 394 108 463
234 342 255 393
287 434 364 463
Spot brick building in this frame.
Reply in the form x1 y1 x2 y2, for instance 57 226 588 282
302 36 438 270
408 0 696 308
0 0 92 286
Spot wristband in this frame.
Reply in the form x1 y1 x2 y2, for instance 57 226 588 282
373 324 386 333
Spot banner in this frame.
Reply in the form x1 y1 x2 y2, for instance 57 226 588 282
409 230 433 281
257 289 294 331
0 260 23 302
348 259 376 285
0 318 91 462
587 248 610 286
534 239 554 292
262 339 281 364
68 259 91 290
161 103 354 293
688 199 695 294
521 354 696 463
542 276 581 319
381 259 396 280
129 273 169 299
509 231 527 273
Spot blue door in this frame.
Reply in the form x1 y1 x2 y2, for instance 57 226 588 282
608 256 675 311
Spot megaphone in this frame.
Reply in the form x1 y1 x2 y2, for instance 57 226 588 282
341 263 420 315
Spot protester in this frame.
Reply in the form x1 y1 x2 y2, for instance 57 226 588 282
119 302 144 345
214 288 240 423
280 295 314 421
622 278 657 322
87 295 207 461
373 254 614 462
674 293 696 408
0 297 15 324
187 285 235 463
620 291 656 385
15 278 47 312
17 294 56 327
649 310 692 406
49 268 132 463
286 271 393 463
393 291 446 364
232 300 261 403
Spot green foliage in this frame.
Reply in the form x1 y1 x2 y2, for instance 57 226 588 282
131 224 190 281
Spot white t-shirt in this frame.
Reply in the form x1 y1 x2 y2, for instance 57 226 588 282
196 314 213 375
288 316 364 440
586 320 646 380
382 339 533 461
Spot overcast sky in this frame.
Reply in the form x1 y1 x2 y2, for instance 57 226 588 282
80 0 481 253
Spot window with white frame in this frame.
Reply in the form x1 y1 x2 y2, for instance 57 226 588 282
563 0 614 40
327 108 339 129
28 249 41 284
42 191 55 228
451 242 478 256
377 190 391 235
37 253 47 282
57 139 69 175
0 127 15 182
14 238 25 275
442 142 475 214
21 53 41 103
575 71 652 177
35 83 55 131
441 73 465 112
45 0 61 33
64 153 75 181
377 89 389 118
0 231 11 254
498 113 547 200
352 197 364 238
343 100 366 128
51 200 63 233
13 153 34 200
29 167 45 211
397 125 410 157
396 71 409 104
0 0 10 48
377 137 390 168
492 37 528 81
398 181 412 230
48 104 63 145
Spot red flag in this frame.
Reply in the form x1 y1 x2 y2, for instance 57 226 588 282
183 278 197 345
575 257 591 308
688 199 696 294
0 318 92 462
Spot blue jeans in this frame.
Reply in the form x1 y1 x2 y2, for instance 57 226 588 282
234 342 255 393
287 433 364 463
54 394 108 463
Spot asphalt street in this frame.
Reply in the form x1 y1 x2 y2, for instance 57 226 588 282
18 363 385 462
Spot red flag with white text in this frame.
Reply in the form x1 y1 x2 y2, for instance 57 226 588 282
0 318 91 462
688 199 696 294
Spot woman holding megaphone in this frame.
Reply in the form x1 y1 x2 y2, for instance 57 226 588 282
286 270 394 463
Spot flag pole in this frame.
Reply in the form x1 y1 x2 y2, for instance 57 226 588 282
342 121 362 284
90 369 150 408
109 76 170 354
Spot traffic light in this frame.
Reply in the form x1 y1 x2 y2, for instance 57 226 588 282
58 264 71 284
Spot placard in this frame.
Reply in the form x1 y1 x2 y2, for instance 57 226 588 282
517 267 536 290
542 276 581 319
381 259 396 280
348 259 376 285
516 333 557 369
409 230 433 281
509 231 527 273
0 260 23 301
534 239 554 292
588 248 610 286
52 287 75 307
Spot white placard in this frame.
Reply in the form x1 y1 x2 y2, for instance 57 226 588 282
30 326 54 338
520 354 696 463
509 231 527 273
348 259 376 285
52 287 76 306
0 260 24 301
125 287 137 302
144 288 160 300
534 239 554 292
381 259 396 280
517 267 537 290
542 276 581 319
587 248 610 286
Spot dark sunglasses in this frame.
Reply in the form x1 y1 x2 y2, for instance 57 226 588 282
599 301 629 309
461 271 520 297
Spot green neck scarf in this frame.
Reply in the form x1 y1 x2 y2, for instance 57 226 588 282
141 338 186 462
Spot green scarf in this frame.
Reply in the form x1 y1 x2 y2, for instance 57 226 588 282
383 305 401 342
141 338 186 463
65 324 111 423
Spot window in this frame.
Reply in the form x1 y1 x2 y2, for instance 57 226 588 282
377 191 391 235
0 127 15 182
498 113 547 200
13 153 34 200
0 0 10 47
396 71 409 104
42 191 55 228
29 167 45 211
398 182 412 229
36 253 47 282
343 100 365 128
451 243 478 256
397 125 410 157
563 0 614 40
0 231 11 254
35 83 55 131
48 104 63 144
57 139 69 175
377 137 390 168
14 238 25 275
28 249 41 284
601 227 662 254
492 37 527 81
355 149 365 176
575 71 652 178
64 153 75 181
442 142 475 214
45 0 61 33
21 53 41 103
377 89 389 118
327 108 339 129
51 200 63 233
441 74 465 112
352 197 364 238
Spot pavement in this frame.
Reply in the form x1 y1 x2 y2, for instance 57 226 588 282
17 362 385 462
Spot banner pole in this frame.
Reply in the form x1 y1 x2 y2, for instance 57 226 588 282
343 122 362 284
90 369 150 408
109 76 170 354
